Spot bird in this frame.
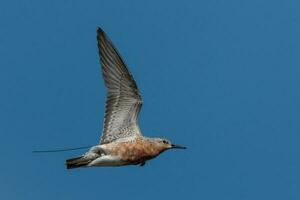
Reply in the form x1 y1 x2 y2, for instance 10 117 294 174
66 28 186 169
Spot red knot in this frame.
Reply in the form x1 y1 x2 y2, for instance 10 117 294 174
66 28 186 169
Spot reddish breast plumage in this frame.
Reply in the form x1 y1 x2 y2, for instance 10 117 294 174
108 138 164 163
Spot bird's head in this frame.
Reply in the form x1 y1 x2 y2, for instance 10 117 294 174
153 138 186 151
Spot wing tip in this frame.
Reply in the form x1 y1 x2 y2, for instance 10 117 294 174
97 27 105 36
97 26 103 32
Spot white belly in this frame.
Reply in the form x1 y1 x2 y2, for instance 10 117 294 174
87 155 128 167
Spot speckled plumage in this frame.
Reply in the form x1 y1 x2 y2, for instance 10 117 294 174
65 28 186 169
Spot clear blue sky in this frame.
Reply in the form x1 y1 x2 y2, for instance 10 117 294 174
0 0 299 199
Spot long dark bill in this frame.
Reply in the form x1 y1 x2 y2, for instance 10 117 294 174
171 144 187 149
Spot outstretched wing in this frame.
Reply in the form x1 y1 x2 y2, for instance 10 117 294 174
97 28 143 144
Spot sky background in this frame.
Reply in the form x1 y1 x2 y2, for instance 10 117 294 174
0 0 299 199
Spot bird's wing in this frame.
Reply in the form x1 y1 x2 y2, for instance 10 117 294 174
97 28 143 144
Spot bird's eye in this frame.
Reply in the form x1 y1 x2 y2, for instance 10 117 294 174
162 140 168 144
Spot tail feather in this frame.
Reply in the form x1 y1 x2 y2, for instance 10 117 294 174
66 156 91 169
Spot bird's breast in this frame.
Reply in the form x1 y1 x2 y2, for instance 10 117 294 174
108 139 161 163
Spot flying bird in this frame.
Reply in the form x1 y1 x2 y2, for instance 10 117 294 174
66 28 186 169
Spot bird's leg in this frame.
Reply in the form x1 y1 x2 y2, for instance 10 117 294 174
88 145 106 157
139 161 146 167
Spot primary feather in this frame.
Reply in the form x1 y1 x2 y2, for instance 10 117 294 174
97 28 143 144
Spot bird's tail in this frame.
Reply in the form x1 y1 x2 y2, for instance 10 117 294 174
66 156 91 169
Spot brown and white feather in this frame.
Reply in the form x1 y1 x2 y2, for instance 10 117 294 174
97 28 143 144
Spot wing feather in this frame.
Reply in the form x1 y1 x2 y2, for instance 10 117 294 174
97 28 143 144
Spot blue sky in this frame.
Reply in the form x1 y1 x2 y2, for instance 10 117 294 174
0 0 299 199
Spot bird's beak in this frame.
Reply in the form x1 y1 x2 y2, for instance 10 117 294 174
171 144 187 149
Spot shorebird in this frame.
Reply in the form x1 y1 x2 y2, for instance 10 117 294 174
66 28 186 169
